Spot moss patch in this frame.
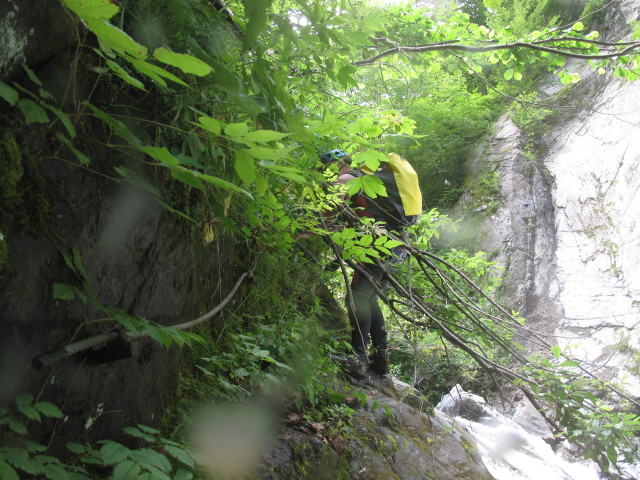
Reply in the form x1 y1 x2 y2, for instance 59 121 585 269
0 128 49 233
0 129 25 224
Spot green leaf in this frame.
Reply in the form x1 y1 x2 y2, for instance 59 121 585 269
572 22 585 32
257 161 307 183
85 103 142 146
0 460 19 480
98 442 131 465
225 122 250 137
345 176 364 197
111 459 140 480
46 105 77 138
235 152 257 184
153 47 212 76
21 442 46 456
34 401 64 418
255 173 268 195
122 426 155 442
145 325 171 347
131 448 171 473
170 168 204 190
41 463 70 480
20 64 44 89
200 173 252 197
352 150 386 172
0 82 19 106
62 0 119 20
105 59 145 90
483 0 502 9
503 68 514 80
198 116 224 135
252 347 272 359
17 99 49 124
114 314 141 333
136 424 160 435
3 447 41 475
241 129 289 144
174 153 204 169
243 0 274 49
539 357 553 367
71 248 89 282
357 234 373 247
207 59 243 92
234 93 269 118
173 467 194 480
337 65 358 89
87 19 148 59
66 443 86 455
67 472 91 480
52 283 76 301
360 175 388 198
130 59 187 87
140 146 179 166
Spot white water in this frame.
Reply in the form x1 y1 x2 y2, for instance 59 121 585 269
455 418 598 480
436 386 599 480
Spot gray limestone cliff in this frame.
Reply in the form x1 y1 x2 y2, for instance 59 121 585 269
455 0 640 393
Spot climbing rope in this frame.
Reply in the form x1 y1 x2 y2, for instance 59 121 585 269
33 272 250 369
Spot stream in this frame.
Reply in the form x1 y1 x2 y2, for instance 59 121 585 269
436 385 600 480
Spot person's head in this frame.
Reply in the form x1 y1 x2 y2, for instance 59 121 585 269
319 149 351 170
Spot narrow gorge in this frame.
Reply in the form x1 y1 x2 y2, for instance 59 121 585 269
1 1 639 479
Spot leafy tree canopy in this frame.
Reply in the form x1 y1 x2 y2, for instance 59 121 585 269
1 0 640 476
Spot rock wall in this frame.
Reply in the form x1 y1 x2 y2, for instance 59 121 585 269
0 135 239 452
0 0 72 82
0 8 241 451
458 0 640 391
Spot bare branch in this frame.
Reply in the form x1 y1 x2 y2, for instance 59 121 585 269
353 39 640 67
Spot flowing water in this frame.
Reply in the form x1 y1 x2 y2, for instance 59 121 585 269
436 386 600 480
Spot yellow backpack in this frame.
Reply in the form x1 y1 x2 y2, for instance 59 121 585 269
352 153 423 228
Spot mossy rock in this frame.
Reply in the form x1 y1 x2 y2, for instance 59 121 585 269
0 128 49 232
0 129 24 221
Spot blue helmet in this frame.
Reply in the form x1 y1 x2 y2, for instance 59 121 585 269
320 149 349 164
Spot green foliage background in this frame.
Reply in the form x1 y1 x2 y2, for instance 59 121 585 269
1 0 640 477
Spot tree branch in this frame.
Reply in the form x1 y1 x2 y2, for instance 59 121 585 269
353 39 640 67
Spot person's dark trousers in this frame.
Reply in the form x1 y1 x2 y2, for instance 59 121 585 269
349 263 387 358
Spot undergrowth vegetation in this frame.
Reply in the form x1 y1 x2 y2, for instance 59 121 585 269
1 0 640 478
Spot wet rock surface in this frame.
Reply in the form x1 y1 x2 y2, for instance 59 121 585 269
260 370 494 480
0 148 237 454
456 0 640 392
0 0 73 82
0 61 238 456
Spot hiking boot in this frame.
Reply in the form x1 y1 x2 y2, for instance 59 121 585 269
369 352 390 376
344 355 368 379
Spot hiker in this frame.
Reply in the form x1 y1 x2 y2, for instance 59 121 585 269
316 149 422 378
